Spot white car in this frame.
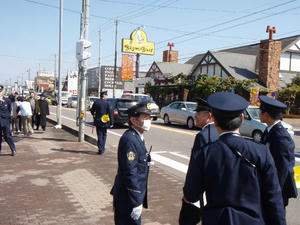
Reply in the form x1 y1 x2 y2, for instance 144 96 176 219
160 101 197 129
240 106 294 142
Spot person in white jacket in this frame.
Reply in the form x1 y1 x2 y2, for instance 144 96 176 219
17 96 33 136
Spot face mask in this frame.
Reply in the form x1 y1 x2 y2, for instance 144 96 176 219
142 119 151 131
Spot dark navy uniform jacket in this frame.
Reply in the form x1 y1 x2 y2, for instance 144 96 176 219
190 123 219 161
261 122 298 205
184 133 286 225
90 98 113 128
0 97 12 119
111 127 150 211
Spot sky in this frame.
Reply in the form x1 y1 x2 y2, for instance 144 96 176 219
1 0 300 86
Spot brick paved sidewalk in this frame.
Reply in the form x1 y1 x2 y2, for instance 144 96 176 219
0 124 182 225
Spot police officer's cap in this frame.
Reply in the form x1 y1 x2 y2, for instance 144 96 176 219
0 85 3 92
259 95 286 113
100 90 108 96
195 97 211 112
39 93 45 97
128 102 151 117
207 92 249 118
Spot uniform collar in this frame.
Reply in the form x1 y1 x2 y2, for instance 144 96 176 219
267 120 281 132
132 127 144 141
219 131 240 138
202 122 214 130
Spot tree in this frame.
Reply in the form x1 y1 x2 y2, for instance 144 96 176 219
278 84 300 114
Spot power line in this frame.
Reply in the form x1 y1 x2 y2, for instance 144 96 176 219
157 5 300 50
155 0 297 46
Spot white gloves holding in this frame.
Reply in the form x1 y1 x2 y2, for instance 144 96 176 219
130 204 143 220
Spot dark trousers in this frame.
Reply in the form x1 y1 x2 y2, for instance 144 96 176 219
0 118 16 153
179 199 201 225
96 126 107 153
36 114 47 130
31 113 36 128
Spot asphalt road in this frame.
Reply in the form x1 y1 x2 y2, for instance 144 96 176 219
49 105 300 224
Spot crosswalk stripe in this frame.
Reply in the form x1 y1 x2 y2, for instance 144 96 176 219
151 153 188 174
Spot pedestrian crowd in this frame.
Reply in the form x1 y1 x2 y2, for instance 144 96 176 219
1 83 298 225
0 85 49 156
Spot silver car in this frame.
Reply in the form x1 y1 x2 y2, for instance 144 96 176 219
67 95 78 108
240 106 294 142
160 101 197 129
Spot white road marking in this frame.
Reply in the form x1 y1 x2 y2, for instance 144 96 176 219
169 152 190 160
151 152 188 174
296 157 300 162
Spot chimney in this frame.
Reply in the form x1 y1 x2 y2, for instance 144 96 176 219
258 26 281 92
163 42 178 63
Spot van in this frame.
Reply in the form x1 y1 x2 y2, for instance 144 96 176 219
121 93 160 120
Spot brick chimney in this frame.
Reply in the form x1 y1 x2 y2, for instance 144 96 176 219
163 42 178 63
258 26 281 92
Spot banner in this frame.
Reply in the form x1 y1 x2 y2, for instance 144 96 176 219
121 54 134 82
183 89 189 102
250 88 260 106
67 71 78 95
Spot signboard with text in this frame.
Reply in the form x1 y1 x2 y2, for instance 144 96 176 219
122 29 154 55
101 66 124 89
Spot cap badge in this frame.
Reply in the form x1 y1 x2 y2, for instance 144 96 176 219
127 151 136 161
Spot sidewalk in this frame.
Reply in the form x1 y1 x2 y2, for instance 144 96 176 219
0 124 182 225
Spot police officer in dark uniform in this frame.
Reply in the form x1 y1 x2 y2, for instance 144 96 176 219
0 85 16 156
110 102 152 225
183 92 286 225
90 90 113 154
259 95 298 207
179 97 219 225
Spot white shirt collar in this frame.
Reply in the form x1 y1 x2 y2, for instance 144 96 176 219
202 122 214 130
219 131 240 138
132 127 144 141
267 120 281 132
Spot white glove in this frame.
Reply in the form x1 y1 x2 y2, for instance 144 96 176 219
148 161 155 166
130 204 143 220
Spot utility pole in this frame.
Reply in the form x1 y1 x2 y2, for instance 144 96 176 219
54 54 57 92
78 0 90 142
55 0 63 129
27 68 31 81
98 27 102 98
113 19 118 98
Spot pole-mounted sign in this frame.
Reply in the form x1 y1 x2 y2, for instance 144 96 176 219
122 29 155 55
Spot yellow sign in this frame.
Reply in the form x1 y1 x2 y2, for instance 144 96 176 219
101 114 110 123
122 29 155 55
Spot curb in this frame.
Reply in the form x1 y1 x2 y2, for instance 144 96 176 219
47 117 98 146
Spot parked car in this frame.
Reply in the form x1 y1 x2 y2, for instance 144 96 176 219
240 105 294 142
107 98 138 126
61 91 72 105
121 93 160 120
67 95 78 108
160 101 197 129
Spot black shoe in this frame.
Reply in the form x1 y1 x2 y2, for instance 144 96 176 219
42 128 46 131
98 151 104 155
11 150 16 156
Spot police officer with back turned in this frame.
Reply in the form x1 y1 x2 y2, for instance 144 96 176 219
183 92 286 225
111 102 152 225
179 97 219 225
90 90 113 154
259 95 298 207
0 85 16 156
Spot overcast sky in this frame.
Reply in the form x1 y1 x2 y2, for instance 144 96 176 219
1 0 300 85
